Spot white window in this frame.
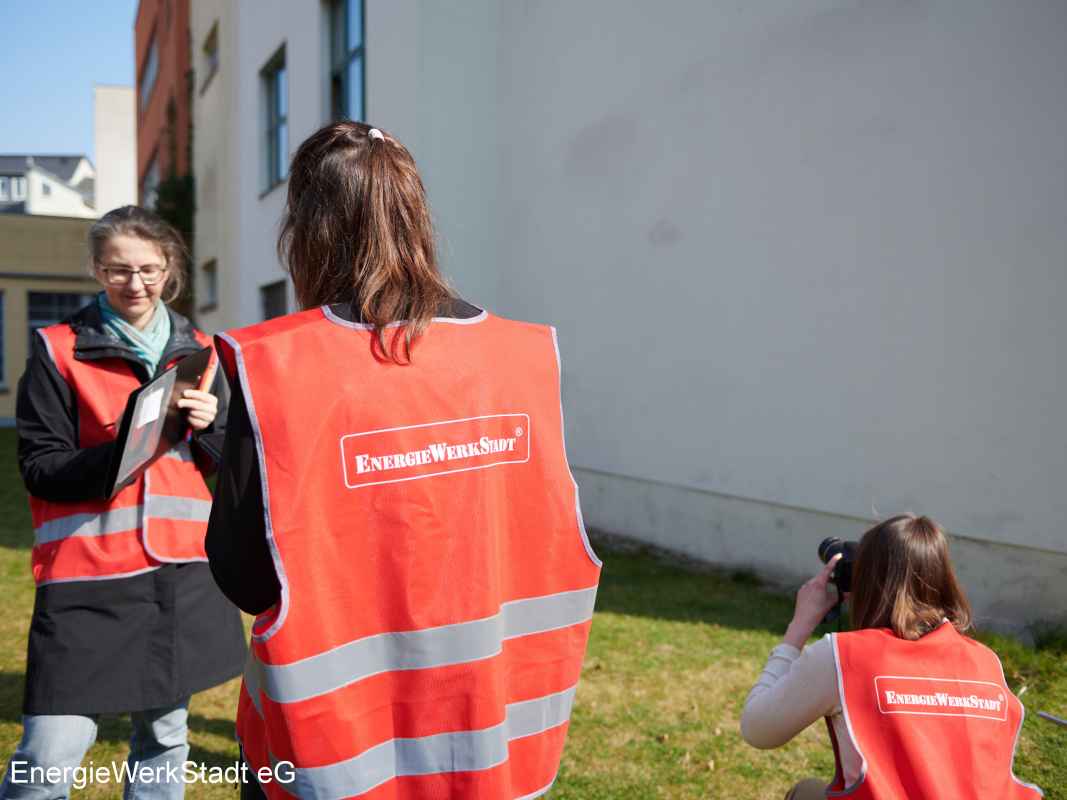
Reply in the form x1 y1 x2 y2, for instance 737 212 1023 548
330 0 365 121
262 47 288 190
41 181 51 197
0 178 8 201
12 177 26 200
140 36 159 113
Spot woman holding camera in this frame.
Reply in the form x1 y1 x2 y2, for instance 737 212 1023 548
1 206 246 799
741 514 1043 799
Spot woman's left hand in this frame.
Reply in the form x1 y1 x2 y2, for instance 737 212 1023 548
177 389 218 431
783 554 841 649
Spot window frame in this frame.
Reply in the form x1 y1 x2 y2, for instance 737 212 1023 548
0 290 5 388
141 150 160 209
260 280 288 321
27 292 96 344
200 21 220 95
261 46 289 193
0 177 8 202
139 33 160 115
200 259 219 312
329 0 366 121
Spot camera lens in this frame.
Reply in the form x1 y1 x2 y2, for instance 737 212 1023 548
817 538 856 594
818 537 844 564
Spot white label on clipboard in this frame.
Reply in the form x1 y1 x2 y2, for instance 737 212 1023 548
137 387 166 428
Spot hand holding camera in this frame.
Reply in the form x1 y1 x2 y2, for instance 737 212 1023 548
783 551 842 649
782 538 860 648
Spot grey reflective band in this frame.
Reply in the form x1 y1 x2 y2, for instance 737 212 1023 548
34 497 213 546
279 685 576 800
144 496 213 522
164 442 195 462
257 586 597 704
33 505 142 546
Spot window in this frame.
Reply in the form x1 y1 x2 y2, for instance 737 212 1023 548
330 0 365 121
260 281 287 320
140 36 159 113
0 291 5 386
0 178 8 201
200 22 220 93
141 153 160 209
12 177 26 200
41 182 51 197
27 292 96 342
262 47 288 190
200 259 218 310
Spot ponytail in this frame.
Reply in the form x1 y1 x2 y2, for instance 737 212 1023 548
279 121 453 363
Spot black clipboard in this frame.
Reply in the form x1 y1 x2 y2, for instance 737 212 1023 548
104 347 215 497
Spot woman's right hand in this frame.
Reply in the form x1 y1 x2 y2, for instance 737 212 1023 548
783 554 841 649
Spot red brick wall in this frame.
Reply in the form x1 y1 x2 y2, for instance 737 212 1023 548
135 0 191 197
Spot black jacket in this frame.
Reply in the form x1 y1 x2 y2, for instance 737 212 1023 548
18 301 227 501
17 299 246 715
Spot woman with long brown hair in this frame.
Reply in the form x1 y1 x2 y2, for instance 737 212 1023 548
206 121 600 799
740 514 1043 799
2 206 246 799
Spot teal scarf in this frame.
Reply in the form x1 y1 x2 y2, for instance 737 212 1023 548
98 293 172 375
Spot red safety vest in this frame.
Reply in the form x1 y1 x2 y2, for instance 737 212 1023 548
217 306 601 800
827 624 1043 799
28 323 214 586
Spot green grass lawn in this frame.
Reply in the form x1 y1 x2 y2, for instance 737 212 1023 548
0 428 1062 798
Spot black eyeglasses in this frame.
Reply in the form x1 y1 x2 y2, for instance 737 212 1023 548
96 264 169 286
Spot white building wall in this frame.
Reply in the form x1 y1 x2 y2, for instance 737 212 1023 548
191 0 237 335
229 1 327 326
93 86 137 216
371 1 1067 631
210 1 1067 630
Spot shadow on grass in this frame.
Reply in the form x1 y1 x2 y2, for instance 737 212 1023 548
0 430 31 552
588 533 809 639
0 669 238 767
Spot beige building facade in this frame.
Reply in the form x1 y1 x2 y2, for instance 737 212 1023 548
0 215 97 420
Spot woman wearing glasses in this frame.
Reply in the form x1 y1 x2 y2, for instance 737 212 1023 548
1 206 246 799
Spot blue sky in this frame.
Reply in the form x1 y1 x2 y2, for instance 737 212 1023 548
0 0 138 163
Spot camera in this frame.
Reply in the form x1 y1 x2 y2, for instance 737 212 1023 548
818 537 858 593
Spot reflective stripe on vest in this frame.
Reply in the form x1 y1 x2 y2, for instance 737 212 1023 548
250 586 595 705
33 497 211 546
28 323 214 585
251 684 575 799
221 309 601 800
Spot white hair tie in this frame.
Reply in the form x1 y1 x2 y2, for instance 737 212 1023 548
368 128 385 141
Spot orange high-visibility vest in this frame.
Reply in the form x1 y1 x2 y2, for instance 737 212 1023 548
28 324 215 586
217 307 601 800
827 624 1043 799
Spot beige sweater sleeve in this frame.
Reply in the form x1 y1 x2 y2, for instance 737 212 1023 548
740 634 841 749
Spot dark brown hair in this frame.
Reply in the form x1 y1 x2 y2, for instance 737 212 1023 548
88 205 188 304
850 514 973 640
278 121 453 363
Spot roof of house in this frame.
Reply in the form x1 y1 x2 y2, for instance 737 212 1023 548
0 155 93 183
